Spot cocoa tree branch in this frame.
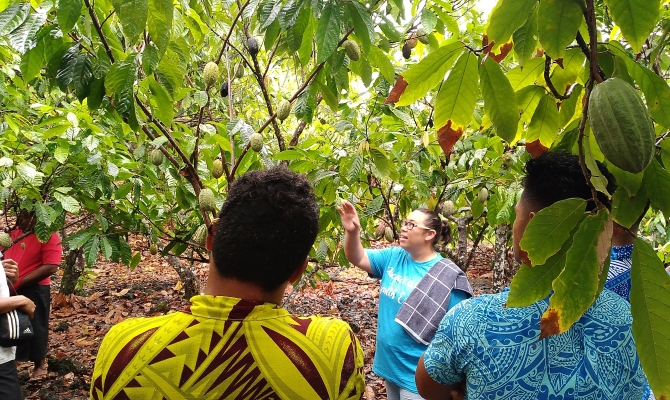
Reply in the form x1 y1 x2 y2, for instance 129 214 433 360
215 0 250 64
465 219 489 270
575 31 606 82
83 0 115 63
544 55 571 100
249 47 286 151
577 0 604 211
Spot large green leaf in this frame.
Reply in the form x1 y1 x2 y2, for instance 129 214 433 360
486 0 536 49
607 161 643 197
433 51 479 131
643 159 670 216
630 63 670 128
148 0 173 57
57 0 82 34
583 129 611 197
369 146 390 178
148 76 174 126
507 232 574 308
537 0 583 60
630 238 670 399
111 0 148 43
106 53 138 125
9 10 46 54
279 0 303 30
0 3 30 36
368 46 394 83
56 44 80 90
542 208 612 336
315 3 342 64
347 1 374 54
520 198 586 266
20 44 43 83
479 57 518 143
604 0 661 53
512 5 537 66
526 93 559 148
72 53 93 101
395 41 463 106
507 57 544 92
611 185 647 228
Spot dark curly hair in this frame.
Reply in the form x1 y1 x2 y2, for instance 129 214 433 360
211 166 319 292
522 151 616 211
416 208 452 245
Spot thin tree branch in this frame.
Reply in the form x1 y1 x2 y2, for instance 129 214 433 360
544 55 571 100
215 0 251 64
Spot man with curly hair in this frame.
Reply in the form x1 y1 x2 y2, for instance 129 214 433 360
91 167 365 399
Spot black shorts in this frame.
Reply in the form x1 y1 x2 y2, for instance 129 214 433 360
0 360 21 399
15 284 50 363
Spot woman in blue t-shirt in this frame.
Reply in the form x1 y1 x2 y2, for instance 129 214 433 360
338 200 468 400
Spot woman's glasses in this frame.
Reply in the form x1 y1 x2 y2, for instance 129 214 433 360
401 220 431 231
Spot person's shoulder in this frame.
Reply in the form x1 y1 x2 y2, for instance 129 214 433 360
103 313 180 343
584 288 632 324
294 314 356 334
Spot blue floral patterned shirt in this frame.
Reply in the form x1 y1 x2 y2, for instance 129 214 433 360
423 287 649 400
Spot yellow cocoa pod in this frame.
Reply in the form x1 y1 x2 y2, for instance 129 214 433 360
250 133 264 152
212 159 224 179
199 188 216 212
203 62 219 87
343 40 361 61
277 100 291 122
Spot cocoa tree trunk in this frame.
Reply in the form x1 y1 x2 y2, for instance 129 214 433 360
164 254 201 300
492 223 510 291
59 247 85 295
455 215 473 271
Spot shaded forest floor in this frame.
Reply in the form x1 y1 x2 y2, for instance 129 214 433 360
17 244 496 399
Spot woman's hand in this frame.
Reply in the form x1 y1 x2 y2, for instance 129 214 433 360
2 259 19 284
17 296 35 319
338 200 361 233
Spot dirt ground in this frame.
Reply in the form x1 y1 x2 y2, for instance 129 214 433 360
16 244 497 399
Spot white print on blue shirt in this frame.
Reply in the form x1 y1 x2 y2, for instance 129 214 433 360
381 266 421 304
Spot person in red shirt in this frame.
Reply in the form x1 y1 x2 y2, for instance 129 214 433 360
2 210 62 380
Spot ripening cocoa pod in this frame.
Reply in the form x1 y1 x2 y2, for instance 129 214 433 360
402 43 412 59
478 188 488 203
0 232 11 248
277 100 291 122
250 133 264 152
589 77 655 173
442 200 455 217
212 159 224 179
199 188 216 212
375 222 387 239
150 243 158 255
343 39 361 61
202 62 219 87
247 37 259 56
194 224 208 246
406 33 418 49
384 226 394 242
150 149 164 166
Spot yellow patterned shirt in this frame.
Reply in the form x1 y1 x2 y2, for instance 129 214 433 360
90 295 365 400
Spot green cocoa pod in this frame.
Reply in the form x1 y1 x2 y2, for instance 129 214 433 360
384 226 394 242
0 232 11 248
194 224 208 246
277 100 291 121
149 243 158 255
343 40 361 62
220 81 229 97
589 77 655 173
150 149 164 166
417 28 430 45
235 63 244 79
247 37 259 56
250 133 264 152
442 200 455 217
199 188 216 211
212 159 224 179
203 62 219 87
402 43 412 60
478 188 488 203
